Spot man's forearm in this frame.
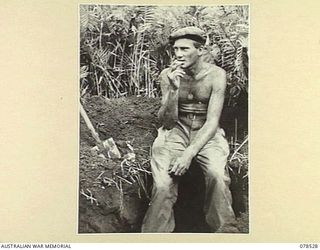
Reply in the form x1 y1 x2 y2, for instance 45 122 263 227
158 88 179 129
185 120 219 157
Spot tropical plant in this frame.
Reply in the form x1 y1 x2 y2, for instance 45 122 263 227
80 5 249 101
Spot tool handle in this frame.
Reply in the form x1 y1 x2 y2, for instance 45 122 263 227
79 102 106 153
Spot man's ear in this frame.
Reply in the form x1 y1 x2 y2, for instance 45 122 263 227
198 46 204 56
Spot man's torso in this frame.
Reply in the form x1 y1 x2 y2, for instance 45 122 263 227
164 62 223 130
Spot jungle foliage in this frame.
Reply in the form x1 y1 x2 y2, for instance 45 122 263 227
80 5 249 105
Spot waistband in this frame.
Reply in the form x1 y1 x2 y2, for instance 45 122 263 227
178 103 208 114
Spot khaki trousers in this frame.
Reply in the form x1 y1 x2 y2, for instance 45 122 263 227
141 122 236 232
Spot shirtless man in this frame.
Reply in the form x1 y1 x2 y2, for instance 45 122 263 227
141 27 237 233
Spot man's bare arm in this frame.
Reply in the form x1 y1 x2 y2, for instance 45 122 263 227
157 68 182 129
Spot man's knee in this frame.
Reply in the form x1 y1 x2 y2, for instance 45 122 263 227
197 154 229 182
205 168 223 180
204 166 230 185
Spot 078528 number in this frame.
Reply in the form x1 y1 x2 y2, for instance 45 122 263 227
300 244 319 248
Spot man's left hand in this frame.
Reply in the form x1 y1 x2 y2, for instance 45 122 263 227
169 152 193 176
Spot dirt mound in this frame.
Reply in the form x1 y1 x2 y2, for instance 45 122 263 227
79 96 248 233
79 96 160 233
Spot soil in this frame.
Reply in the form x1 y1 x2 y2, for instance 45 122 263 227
79 96 249 233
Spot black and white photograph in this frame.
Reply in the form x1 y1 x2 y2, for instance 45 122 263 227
78 4 249 233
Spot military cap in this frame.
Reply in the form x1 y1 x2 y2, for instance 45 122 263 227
169 26 206 45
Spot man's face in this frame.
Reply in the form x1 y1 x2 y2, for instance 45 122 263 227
173 38 203 69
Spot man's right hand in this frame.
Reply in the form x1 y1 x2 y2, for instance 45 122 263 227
167 60 185 90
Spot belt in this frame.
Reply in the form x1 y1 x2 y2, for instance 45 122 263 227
179 103 208 113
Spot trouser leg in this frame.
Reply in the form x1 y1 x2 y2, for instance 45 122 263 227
141 127 186 232
195 128 236 232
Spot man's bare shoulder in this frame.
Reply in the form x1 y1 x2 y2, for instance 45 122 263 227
205 63 226 78
204 63 226 88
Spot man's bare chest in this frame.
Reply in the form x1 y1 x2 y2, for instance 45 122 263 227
178 77 212 104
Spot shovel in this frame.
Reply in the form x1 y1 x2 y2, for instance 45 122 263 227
80 101 121 159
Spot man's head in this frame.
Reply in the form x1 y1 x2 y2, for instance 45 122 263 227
169 27 206 69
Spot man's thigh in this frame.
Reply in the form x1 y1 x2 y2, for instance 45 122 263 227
151 126 187 185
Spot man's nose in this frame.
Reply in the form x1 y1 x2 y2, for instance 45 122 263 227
175 49 183 59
